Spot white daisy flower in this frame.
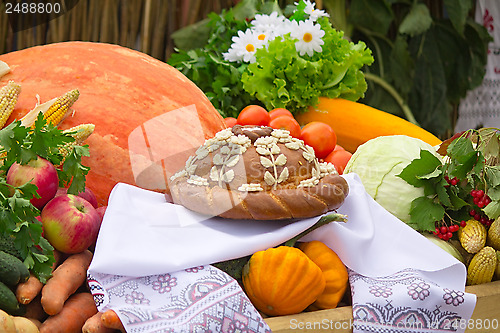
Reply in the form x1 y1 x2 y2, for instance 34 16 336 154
222 46 241 63
295 0 329 21
226 29 265 63
290 19 325 57
251 12 285 32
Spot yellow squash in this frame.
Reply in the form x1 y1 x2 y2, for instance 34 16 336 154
242 246 325 316
298 241 348 310
295 97 442 153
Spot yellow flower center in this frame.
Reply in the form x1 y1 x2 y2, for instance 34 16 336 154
303 33 313 43
258 34 266 40
246 44 255 52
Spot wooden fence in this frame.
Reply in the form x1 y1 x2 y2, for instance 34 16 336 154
0 0 243 61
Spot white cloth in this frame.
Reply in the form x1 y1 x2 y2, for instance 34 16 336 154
87 173 476 333
455 0 500 131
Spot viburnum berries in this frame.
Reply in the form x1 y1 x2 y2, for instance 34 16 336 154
433 223 461 240
469 189 494 226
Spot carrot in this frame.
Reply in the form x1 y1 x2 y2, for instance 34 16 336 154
39 292 97 333
101 309 126 332
82 311 117 333
40 250 93 316
16 274 43 305
16 250 62 305
24 294 47 323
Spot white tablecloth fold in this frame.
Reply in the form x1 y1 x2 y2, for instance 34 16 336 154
87 173 476 333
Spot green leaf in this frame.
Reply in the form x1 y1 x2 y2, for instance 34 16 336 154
171 18 211 50
436 180 451 207
447 136 475 160
483 199 500 220
399 3 432 37
397 149 442 187
409 196 445 232
408 27 452 137
349 0 393 35
485 166 500 188
448 186 469 210
443 0 473 35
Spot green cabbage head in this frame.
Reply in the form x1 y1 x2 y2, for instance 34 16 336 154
344 135 442 225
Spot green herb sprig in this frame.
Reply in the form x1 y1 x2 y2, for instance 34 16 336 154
0 113 90 282
398 128 500 234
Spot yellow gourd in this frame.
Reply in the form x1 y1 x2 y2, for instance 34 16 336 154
242 246 325 316
295 97 442 153
298 241 348 310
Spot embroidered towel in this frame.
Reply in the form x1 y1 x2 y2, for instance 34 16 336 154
87 173 476 333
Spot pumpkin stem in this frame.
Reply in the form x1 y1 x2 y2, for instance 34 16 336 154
284 213 347 247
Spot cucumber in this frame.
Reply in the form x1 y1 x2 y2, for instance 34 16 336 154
0 251 22 287
0 281 20 315
0 235 23 261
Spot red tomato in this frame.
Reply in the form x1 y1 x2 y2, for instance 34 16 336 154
224 117 238 127
324 150 352 175
300 121 337 159
269 108 294 120
333 144 345 152
237 105 270 126
269 115 302 138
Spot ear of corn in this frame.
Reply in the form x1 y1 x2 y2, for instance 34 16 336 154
20 89 80 128
458 219 487 254
467 246 497 285
0 81 21 128
487 217 500 251
62 123 95 144
0 61 10 78
58 123 95 165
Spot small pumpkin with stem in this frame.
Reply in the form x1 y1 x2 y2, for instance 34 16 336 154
242 213 347 316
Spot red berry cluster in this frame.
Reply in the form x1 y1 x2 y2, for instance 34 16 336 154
469 189 494 227
470 189 491 208
433 221 465 240
444 175 458 186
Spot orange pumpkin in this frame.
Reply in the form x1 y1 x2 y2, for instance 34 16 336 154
298 241 349 310
0 42 226 205
242 246 325 316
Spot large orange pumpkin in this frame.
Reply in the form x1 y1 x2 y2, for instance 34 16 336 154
0 42 226 206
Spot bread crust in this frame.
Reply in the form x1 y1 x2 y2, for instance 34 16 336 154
168 125 348 220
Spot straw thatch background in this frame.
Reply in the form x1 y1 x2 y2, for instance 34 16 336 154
0 0 299 61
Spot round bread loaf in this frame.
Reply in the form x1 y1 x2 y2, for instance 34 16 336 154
167 125 349 220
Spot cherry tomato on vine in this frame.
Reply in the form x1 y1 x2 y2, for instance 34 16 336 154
300 121 337 159
324 150 352 175
269 108 294 120
269 115 302 138
224 117 238 128
237 105 270 126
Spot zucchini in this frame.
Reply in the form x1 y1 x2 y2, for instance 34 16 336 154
0 251 23 287
0 281 20 315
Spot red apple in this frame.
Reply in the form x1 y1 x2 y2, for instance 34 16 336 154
6 156 59 210
96 206 107 224
41 194 100 254
56 187 98 209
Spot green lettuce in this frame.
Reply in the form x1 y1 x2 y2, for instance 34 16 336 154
241 17 374 114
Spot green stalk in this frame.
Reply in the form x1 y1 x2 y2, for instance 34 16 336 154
284 213 347 247
364 72 420 126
